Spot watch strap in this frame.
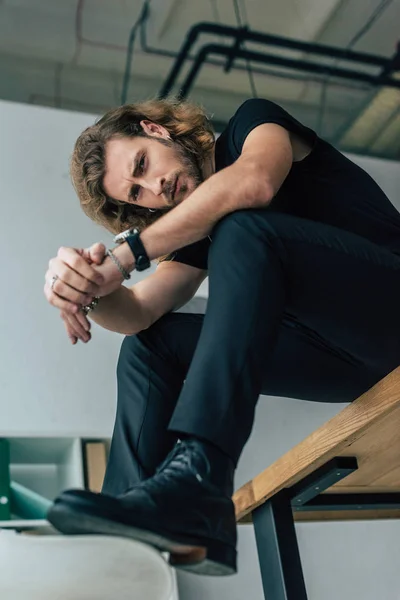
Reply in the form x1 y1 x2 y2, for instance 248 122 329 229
125 228 151 272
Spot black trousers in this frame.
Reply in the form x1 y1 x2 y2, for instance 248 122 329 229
102 210 400 497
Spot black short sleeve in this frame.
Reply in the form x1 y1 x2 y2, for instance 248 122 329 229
229 98 317 159
161 237 210 270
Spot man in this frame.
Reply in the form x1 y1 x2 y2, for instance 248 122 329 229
44 97 400 576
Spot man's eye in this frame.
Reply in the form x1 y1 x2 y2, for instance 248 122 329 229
132 185 141 200
139 155 145 173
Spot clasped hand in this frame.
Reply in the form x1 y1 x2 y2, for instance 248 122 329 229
44 243 124 344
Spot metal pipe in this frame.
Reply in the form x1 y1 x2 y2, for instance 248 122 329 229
177 43 400 100
158 21 391 98
140 18 364 88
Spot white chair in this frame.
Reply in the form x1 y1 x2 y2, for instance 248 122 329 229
0 529 178 600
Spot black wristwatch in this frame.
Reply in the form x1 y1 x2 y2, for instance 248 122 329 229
113 227 151 272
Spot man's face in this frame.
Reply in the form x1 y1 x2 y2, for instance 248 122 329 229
103 120 203 210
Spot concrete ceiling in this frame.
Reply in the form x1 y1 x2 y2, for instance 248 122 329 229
0 0 399 159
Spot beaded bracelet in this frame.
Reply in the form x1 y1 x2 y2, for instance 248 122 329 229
81 296 100 315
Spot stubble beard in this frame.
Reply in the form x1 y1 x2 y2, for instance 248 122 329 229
154 137 204 207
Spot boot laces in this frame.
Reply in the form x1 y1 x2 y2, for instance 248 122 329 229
145 440 205 491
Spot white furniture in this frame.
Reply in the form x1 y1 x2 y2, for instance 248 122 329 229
0 530 178 600
0 437 179 599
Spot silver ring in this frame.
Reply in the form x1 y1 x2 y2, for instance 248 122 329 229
50 274 59 291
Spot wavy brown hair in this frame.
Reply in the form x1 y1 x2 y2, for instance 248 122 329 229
70 98 215 241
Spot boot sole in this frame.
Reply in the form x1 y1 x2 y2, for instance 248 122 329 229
47 499 237 577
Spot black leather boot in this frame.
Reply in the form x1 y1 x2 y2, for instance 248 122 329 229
47 438 237 576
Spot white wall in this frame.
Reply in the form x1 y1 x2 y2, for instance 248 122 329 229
0 100 399 598
0 99 205 438
0 100 126 437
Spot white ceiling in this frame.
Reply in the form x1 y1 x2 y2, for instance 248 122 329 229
0 0 399 158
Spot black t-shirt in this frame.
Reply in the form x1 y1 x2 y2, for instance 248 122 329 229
168 98 400 270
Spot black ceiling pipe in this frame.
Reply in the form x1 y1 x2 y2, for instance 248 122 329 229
177 43 400 100
140 21 352 86
379 41 400 80
158 21 392 99
139 18 371 88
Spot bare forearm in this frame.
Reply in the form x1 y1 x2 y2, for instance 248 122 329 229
88 285 149 335
142 160 269 261
114 159 270 272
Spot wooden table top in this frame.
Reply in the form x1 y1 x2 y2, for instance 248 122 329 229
234 366 400 523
